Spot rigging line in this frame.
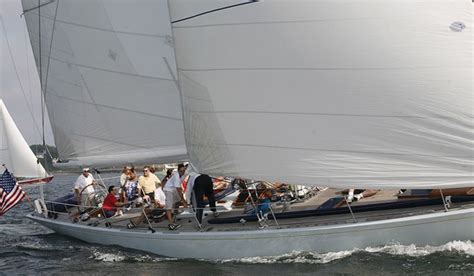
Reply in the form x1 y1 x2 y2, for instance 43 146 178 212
39 0 46 157
171 0 259 24
43 0 60 117
29 12 169 39
47 92 183 121
21 0 55 16
23 18 33 108
38 0 60 162
0 14 42 139
48 56 175 81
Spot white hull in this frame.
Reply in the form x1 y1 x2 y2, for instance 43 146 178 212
27 208 474 259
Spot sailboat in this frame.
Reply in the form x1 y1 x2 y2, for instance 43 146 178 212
22 0 472 259
0 99 53 185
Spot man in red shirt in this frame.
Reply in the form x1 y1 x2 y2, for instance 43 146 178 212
103 186 126 218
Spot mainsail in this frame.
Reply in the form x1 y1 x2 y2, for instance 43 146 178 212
22 0 186 167
0 99 47 178
169 0 473 188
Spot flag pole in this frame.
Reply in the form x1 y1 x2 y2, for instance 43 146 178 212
22 191 36 210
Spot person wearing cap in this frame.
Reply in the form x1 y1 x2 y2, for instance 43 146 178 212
74 168 97 207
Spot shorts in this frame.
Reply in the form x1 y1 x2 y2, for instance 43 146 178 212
104 210 115 218
80 192 96 207
164 190 178 210
145 192 155 203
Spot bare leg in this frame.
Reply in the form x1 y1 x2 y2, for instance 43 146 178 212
355 189 378 201
347 189 355 202
130 208 152 226
166 210 173 224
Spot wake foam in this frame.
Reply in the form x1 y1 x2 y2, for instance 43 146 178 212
219 250 355 264
90 250 125 262
220 240 474 264
364 240 474 257
87 240 473 264
16 242 59 252
89 248 177 263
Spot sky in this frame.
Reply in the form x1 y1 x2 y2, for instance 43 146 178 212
0 0 54 145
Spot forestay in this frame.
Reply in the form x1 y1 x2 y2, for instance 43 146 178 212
22 0 187 167
170 0 473 189
0 100 47 178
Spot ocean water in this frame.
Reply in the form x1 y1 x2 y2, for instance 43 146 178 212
1 173 473 275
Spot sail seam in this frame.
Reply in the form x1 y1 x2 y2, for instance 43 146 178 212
72 148 187 161
178 66 462 72
190 110 474 120
29 11 169 38
173 16 392 29
182 94 212 103
192 143 474 159
61 132 149 150
47 92 183 121
48 56 175 81
64 132 184 152
27 32 74 55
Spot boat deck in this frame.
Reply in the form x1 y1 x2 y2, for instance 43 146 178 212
40 189 474 234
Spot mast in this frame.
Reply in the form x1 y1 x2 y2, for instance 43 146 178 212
38 0 44 199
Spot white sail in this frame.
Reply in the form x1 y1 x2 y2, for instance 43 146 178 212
170 0 473 189
0 99 47 178
22 0 186 167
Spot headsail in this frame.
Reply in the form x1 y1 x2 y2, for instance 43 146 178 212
0 99 47 178
170 0 473 189
22 0 186 167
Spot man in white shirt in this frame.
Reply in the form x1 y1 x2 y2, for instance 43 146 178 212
74 168 96 207
163 163 188 230
154 183 166 209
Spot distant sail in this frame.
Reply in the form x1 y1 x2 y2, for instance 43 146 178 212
170 0 473 188
22 0 186 167
0 99 47 178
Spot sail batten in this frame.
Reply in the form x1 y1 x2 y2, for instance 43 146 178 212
170 0 473 189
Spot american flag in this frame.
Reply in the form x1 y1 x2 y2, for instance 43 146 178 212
0 169 25 215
